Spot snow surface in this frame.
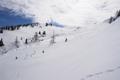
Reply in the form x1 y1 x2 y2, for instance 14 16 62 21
0 0 120 80
0 17 120 80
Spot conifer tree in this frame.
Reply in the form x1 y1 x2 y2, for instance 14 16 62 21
0 29 3 33
0 38 4 47
65 38 68 42
25 38 28 44
116 10 120 18
109 17 113 24
39 31 41 35
42 31 46 37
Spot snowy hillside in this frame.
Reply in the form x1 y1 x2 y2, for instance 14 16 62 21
0 15 120 80
0 0 120 80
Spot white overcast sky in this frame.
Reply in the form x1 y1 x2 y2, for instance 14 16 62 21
0 0 120 25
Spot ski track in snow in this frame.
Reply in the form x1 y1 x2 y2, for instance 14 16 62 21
80 66 120 80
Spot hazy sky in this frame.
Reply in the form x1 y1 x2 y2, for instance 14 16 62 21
0 0 119 26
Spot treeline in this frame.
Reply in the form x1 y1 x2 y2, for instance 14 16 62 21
109 10 120 24
0 22 39 33
0 22 54 34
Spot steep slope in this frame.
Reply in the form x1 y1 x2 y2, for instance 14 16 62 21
0 18 120 80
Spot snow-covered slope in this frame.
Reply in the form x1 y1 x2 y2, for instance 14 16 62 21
0 16 120 80
0 0 120 79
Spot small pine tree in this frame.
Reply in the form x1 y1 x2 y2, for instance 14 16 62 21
11 26 15 31
45 23 48 26
65 38 68 42
109 17 113 24
39 31 41 35
15 56 18 60
0 29 3 33
116 10 120 18
42 31 46 37
42 50 44 54
0 38 4 47
16 26 20 30
25 38 28 44
8 27 10 30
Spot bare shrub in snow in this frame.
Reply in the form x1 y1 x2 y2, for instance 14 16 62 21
14 37 20 48
34 32 38 41
50 31 56 45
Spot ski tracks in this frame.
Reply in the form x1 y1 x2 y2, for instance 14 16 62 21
80 66 120 80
